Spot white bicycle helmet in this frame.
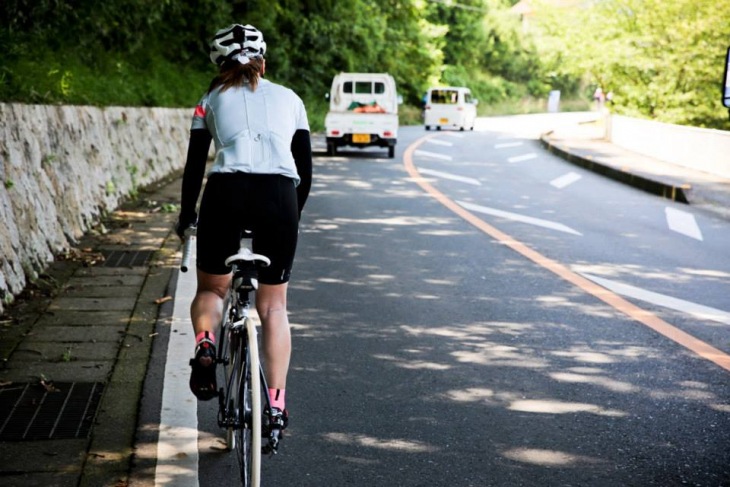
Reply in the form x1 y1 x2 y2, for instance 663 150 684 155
209 24 267 65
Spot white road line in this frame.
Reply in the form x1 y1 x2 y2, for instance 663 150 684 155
580 273 730 325
156 255 199 487
495 142 524 149
443 132 465 138
551 172 583 189
665 207 703 241
508 153 538 163
418 168 481 186
458 201 582 235
414 149 453 161
426 138 454 147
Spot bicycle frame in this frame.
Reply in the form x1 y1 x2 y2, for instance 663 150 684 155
216 278 274 426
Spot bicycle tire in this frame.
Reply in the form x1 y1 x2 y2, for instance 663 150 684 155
225 325 242 452
237 318 262 487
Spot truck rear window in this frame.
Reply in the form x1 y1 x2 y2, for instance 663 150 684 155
430 89 459 104
344 81 386 94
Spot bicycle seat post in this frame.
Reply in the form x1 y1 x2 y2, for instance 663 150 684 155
232 263 257 308
239 234 253 254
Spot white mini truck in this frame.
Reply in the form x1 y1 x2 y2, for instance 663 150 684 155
325 72 399 158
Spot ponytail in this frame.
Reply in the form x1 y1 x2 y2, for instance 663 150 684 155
208 57 264 93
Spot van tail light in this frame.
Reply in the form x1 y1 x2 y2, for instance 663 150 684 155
332 130 340 136
384 131 393 137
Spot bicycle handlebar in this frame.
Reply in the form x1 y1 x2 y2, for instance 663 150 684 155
180 226 197 273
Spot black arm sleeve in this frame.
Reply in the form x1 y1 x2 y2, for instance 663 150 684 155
180 129 212 222
291 129 312 216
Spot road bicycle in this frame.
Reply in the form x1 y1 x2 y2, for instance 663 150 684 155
181 227 282 487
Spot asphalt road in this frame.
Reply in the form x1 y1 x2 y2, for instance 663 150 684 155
136 115 730 487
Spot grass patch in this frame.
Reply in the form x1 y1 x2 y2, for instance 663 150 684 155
399 104 424 126
479 97 591 116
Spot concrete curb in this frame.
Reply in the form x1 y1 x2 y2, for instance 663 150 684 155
539 133 690 203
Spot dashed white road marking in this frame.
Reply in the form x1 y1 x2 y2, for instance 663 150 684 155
426 138 454 147
414 149 453 161
665 207 703 241
581 273 730 325
418 168 481 186
443 132 465 138
508 153 538 163
156 252 199 486
457 201 582 235
495 142 524 149
551 172 582 189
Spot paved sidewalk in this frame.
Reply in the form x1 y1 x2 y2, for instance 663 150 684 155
0 122 728 487
541 119 730 221
0 176 182 487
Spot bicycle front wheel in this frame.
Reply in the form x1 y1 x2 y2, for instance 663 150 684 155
238 318 262 487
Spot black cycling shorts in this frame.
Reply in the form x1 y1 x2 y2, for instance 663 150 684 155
196 172 299 284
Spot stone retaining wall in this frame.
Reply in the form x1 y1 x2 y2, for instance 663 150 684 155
0 103 191 314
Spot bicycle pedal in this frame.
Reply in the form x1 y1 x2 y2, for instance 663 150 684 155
263 428 282 455
262 440 279 456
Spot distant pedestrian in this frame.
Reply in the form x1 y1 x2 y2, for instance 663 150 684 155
593 87 605 111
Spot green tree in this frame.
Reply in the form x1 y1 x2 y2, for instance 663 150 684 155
532 0 730 128
426 0 543 104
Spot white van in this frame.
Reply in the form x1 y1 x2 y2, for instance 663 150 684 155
424 86 478 131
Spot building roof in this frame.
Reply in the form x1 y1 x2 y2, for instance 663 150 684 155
511 0 584 16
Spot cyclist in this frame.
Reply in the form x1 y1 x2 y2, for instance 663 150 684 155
176 23 312 434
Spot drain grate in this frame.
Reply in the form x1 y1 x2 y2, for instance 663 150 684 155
101 249 154 267
0 382 104 440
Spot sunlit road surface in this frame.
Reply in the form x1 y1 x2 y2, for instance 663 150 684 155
140 114 730 487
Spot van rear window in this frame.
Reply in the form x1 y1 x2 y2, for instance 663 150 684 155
431 89 459 104
343 81 386 94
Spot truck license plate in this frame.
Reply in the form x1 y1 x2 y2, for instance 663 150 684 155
439 118 449 124
352 134 371 143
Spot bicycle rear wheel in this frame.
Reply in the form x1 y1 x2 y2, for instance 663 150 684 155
237 318 262 486
224 325 241 451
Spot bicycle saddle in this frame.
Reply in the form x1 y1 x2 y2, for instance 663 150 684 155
225 246 271 268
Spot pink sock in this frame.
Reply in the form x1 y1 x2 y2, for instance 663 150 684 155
196 331 215 344
268 388 286 410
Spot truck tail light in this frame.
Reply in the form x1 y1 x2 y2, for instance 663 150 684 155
331 130 340 136
384 131 393 137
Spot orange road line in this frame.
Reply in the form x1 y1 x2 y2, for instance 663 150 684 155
404 134 730 373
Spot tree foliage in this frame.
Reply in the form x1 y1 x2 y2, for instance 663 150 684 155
531 0 730 128
0 0 726 129
0 0 531 111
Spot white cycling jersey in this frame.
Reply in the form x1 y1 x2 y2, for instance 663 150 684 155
191 78 309 185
